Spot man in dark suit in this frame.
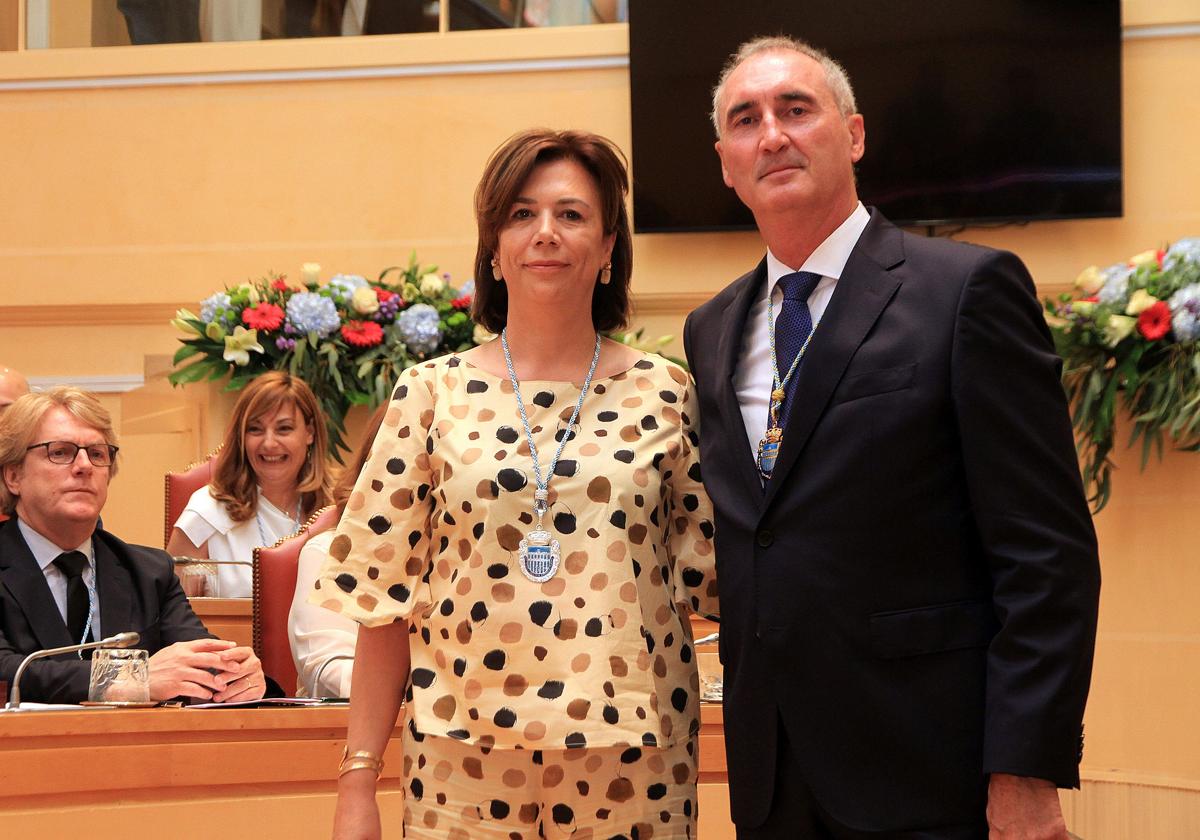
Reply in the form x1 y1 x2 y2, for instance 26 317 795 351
0 387 267 705
683 36 1100 839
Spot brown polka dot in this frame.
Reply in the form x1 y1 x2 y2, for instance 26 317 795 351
606 542 626 563
461 448 482 464
635 376 654 391
567 698 591 720
668 366 687 385
620 424 641 442
355 594 377 612
542 764 564 788
660 715 673 739
653 656 668 678
587 476 611 503
503 674 528 696
555 618 578 640
663 406 681 426
496 525 522 552
590 572 609 590
579 442 601 456
405 555 424 575
564 551 588 575
423 810 438 829
620 581 638 603
633 468 649 488
330 534 351 561
629 524 648 545
492 583 515 602
655 605 672 626
372 543 396 563
464 679 482 700
571 653 591 672
518 803 539 824
585 755 604 773
456 620 472 644
478 408 496 421
432 695 457 720
524 720 547 741
541 577 566 596
610 608 627 629
672 762 690 784
390 488 415 509
606 777 635 803
476 479 498 500
502 768 526 788
622 396 643 408
449 404 469 419
610 656 628 677
462 757 484 779
434 760 454 782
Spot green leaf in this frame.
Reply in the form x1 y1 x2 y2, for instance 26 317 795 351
172 344 203 365
168 359 220 385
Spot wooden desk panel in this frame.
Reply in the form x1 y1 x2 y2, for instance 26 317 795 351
189 596 253 648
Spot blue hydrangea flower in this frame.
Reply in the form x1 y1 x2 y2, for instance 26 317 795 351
457 279 475 298
327 274 369 300
200 292 235 326
286 292 341 338
1097 264 1133 306
1168 283 1200 342
397 303 442 355
1164 238 1200 271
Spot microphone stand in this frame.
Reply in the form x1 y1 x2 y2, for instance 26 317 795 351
5 631 141 710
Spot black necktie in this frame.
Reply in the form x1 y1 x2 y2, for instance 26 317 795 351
771 271 823 427
53 551 92 645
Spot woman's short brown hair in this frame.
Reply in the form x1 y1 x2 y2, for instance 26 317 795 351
472 129 633 334
210 371 333 522
0 388 119 516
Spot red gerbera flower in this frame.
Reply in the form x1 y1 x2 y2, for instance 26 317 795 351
341 320 384 347
375 288 397 303
451 294 472 310
1137 301 1172 341
242 302 284 332
271 277 290 291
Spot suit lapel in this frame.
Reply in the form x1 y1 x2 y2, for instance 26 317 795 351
95 533 134 639
0 519 74 649
762 213 905 509
715 259 770 506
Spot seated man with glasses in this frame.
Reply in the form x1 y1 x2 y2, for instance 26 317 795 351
0 387 269 704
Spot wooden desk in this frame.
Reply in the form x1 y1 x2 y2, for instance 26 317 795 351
0 703 733 839
0 706 403 839
189 596 253 648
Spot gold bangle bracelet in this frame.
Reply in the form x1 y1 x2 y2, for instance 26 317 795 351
339 747 384 779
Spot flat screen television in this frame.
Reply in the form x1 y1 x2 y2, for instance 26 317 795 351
629 0 1122 232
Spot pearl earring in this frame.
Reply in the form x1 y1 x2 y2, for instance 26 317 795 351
599 262 612 285
491 258 503 282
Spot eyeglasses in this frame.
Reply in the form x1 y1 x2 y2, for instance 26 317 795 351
27 440 119 467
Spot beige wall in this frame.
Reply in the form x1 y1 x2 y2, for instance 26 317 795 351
1 9 1199 835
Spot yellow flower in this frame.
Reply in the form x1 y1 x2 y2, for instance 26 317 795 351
472 323 496 344
1102 314 1136 348
351 286 380 315
301 262 321 285
205 322 227 341
171 308 201 334
1073 265 1104 295
419 273 445 297
1071 301 1096 317
1129 250 1159 268
1125 289 1159 316
223 326 264 366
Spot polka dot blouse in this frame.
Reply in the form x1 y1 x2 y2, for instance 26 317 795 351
311 352 719 751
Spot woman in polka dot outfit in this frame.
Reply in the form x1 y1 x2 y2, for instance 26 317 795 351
316 129 719 839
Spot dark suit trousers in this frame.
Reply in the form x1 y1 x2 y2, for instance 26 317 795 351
737 716 987 840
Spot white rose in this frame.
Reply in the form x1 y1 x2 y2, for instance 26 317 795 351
1125 288 1158 316
1074 266 1104 296
419 273 445 297
351 285 380 315
472 323 496 344
301 262 321 285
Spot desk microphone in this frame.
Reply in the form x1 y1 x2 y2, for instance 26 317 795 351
5 631 141 710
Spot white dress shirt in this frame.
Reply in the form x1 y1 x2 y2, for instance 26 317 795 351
289 529 356 698
18 517 102 641
735 202 871 465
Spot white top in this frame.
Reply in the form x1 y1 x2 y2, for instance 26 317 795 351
735 202 872 463
18 517 101 640
175 485 300 598
288 529 356 698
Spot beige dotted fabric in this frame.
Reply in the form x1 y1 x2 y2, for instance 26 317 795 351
400 726 699 839
311 352 718 752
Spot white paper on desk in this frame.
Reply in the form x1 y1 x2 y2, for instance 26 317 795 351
0 702 95 712
184 697 335 709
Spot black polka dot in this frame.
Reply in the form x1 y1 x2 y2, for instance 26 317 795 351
553 459 577 477
533 391 555 408
564 732 587 749
497 469 527 492
387 583 411 602
634 359 654 369
483 650 506 670
681 568 705 587
439 599 455 616
537 680 564 699
552 803 575 824
466 379 489 394
334 574 356 593
411 668 435 688
603 705 620 724
620 747 642 764
585 618 604 637
597 410 618 422
489 800 510 819
529 601 553 626
446 729 470 740
393 385 408 400
453 658 467 677
368 515 391 535
410 778 424 800
496 426 519 444
659 390 677 403
553 512 577 534
640 416 659 431
471 601 489 622
647 783 667 801
683 494 699 512
614 450 634 463
487 564 509 579
494 707 517 728
671 687 689 712
386 457 406 475
610 511 626 528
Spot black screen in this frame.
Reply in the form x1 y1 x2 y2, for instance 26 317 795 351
629 0 1122 232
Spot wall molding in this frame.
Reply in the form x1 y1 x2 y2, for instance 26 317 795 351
28 374 144 393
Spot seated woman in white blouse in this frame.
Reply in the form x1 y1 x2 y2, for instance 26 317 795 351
287 405 386 698
167 371 333 597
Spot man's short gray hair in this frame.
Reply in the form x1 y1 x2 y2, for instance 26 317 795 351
710 35 858 137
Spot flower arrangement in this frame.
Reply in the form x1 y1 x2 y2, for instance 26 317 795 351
169 255 482 454
1045 238 1200 511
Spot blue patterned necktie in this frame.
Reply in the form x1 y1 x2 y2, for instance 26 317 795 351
770 270 823 426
